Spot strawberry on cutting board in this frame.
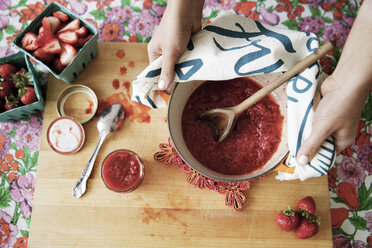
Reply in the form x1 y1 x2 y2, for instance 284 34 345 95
297 196 316 215
19 87 37 105
275 206 300 232
296 216 320 239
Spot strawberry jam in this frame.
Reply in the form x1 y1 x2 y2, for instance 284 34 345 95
182 77 284 175
101 149 144 192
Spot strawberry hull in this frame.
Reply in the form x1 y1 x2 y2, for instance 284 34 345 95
0 52 45 122
13 2 98 84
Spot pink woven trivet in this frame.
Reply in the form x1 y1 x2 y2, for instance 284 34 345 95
154 138 258 211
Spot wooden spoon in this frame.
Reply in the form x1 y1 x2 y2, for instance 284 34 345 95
200 40 335 142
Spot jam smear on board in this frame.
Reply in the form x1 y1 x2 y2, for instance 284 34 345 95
182 77 284 175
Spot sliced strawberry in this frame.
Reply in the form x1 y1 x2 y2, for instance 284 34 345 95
52 57 66 74
42 38 62 54
58 18 80 33
60 43 77 66
76 26 87 37
52 11 69 22
38 26 44 34
33 48 55 64
0 64 17 80
42 16 61 34
35 29 55 47
19 87 37 105
76 34 93 48
57 30 78 44
21 32 39 51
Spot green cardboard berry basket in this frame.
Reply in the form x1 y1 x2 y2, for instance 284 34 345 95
13 2 98 84
0 52 45 122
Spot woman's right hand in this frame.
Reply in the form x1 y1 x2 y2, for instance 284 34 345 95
147 0 204 90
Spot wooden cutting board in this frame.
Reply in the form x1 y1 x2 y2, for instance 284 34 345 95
28 42 332 247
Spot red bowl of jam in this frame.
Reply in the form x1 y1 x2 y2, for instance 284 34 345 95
101 149 144 193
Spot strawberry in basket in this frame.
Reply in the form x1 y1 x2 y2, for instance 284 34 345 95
21 11 93 74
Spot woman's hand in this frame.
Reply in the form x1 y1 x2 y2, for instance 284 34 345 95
147 0 204 90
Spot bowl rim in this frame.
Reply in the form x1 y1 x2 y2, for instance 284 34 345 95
167 79 289 182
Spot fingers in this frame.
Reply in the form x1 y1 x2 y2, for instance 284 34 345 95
158 49 180 90
296 128 330 166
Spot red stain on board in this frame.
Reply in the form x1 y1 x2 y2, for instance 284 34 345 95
128 61 135 67
112 79 120 89
123 81 130 90
116 49 125 59
98 84 151 123
120 66 127 75
142 207 161 224
85 99 94 114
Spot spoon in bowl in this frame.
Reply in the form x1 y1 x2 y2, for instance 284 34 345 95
73 103 125 198
200 41 335 142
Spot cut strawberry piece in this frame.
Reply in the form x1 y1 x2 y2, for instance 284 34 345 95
21 33 39 51
33 48 55 64
58 18 80 33
60 43 77 66
76 26 87 37
42 38 63 54
35 29 55 47
57 31 78 44
52 57 66 74
76 34 93 48
53 11 69 22
42 16 61 34
38 26 44 34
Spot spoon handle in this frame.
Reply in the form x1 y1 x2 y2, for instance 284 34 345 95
72 134 107 198
233 40 335 115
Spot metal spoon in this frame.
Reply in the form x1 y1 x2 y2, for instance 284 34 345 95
200 41 335 142
72 104 125 198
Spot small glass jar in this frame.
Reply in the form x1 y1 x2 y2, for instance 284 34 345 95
47 116 85 155
101 149 145 193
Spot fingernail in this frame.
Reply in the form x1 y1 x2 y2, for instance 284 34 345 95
298 155 309 166
158 80 166 90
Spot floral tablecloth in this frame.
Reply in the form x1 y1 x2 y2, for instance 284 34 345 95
0 0 371 247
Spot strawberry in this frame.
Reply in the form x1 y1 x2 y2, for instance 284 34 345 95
42 16 61 34
297 196 316 215
52 57 66 74
38 26 44 34
52 11 69 22
76 34 93 48
21 32 39 51
35 29 55 47
0 80 15 98
58 18 80 33
42 38 63 54
0 64 17 80
275 206 300 232
60 43 77 65
57 30 78 44
296 216 320 239
11 69 33 89
75 26 87 37
4 94 20 110
19 87 37 105
33 48 55 64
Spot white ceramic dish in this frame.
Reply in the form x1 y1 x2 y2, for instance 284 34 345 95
167 73 289 182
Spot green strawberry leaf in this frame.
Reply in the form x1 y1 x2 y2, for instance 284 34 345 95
203 9 219 20
0 30 3 41
135 34 143 43
348 216 368 231
331 197 346 204
359 198 372 211
309 6 321 18
25 216 31 228
144 36 152 43
89 10 106 20
154 0 167 6
9 0 27 9
322 16 333 24
10 142 17 150
132 6 142 13
0 186 12 208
